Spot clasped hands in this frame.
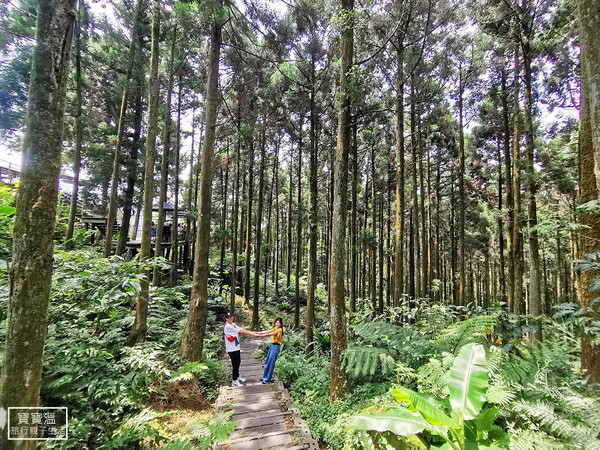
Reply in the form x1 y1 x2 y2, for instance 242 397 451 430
251 330 269 337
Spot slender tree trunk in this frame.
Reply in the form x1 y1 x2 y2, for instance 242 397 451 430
512 45 525 314
219 141 229 281
127 0 160 346
244 139 255 307
104 8 142 256
286 149 293 288
497 137 506 302
394 34 405 305
295 116 304 329
378 191 384 313
117 73 144 255
307 73 318 352
179 2 222 360
522 38 542 321
264 143 277 302
171 74 182 283
501 67 514 307
350 123 358 312
0 0 74 446
65 3 83 249
458 68 466 306
152 27 177 285
274 150 280 299
185 110 196 273
329 0 353 402
253 130 266 330
418 118 428 298
230 136 241 310
410 81 420 298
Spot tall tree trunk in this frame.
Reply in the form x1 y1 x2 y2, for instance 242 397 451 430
307 71 318 352
244 139 255 307
522 37 541 321
394 34 405 306
152 26 177 285
329 0 353 402
350 123 358 312
495 136 506 303
0 0 74 446
418 118 428 297
171 74 182 283
185 110 196 270
512 45 525 314
104 7 142 257
127 0 160 346
65 2 83 250
577 0 600 197
117 71 144 255
252 129 266 330
295 116 304 329
219 141 229 280
286 151 293 288
458 67 466 306
410 80 420 298
274 149 280 299
179 2 222 360
577 23 600 382
501 67 514 307
230 135 241 310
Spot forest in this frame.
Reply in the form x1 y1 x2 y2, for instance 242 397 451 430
1 0 600 448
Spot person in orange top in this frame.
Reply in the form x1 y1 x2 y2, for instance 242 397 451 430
256 317 283 384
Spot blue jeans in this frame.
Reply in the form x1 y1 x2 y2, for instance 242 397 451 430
262 344 280 383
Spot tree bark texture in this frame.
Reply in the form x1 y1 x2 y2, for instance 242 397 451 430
329 0 353 402
179 3 222 360
0 0 74 447
128 0 160 346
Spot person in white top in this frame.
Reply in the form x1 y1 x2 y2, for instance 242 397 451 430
224 312 257 386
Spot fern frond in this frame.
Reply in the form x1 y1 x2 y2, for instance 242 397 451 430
434 315 498 353
507 429 558 450
342 346 397 379
486 381 516 406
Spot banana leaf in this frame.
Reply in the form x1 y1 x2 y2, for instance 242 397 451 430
393 386 459 428
351 407 431 436
448 343 488 420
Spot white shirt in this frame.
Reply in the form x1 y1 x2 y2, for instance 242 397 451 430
224 322 242 353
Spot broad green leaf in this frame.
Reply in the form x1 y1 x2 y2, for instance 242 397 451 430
351 407 430 436
474 407 499 439
448 343 488 420
392 387 458 428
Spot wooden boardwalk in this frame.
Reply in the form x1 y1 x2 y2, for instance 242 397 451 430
214 339 319 450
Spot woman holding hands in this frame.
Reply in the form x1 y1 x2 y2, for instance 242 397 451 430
256 317 284 384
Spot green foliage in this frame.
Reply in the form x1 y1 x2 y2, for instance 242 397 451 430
434 314 498 353
343 345 396 379
0 250 232 448
0 183 15 265
190 410 238 449
194 358 227 400
352 343 508 450
490 334 600 448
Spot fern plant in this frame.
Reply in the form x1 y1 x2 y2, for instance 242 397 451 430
351 343 508 450
490 334 600 449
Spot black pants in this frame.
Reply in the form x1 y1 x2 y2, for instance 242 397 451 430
228 350 241 380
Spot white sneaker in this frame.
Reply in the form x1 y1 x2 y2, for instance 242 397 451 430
238 377 246 383
231 379 243 387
